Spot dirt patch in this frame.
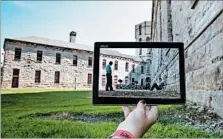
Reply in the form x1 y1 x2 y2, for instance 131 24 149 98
30 112 124 123
28 105 223 133
159 105 223 133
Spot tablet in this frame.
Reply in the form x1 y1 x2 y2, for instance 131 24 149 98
93 42 185 105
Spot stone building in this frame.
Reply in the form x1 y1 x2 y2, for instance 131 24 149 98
151 0 223 117
1 32 145 90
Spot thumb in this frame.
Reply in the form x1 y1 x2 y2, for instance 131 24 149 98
122 106 131 118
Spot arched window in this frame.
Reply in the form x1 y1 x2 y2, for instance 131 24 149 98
146 77 151 83
125 76 128 84
139 25 142 35
114 61 118 70
102 59 106 69
139 38 142 42
146 37 150 42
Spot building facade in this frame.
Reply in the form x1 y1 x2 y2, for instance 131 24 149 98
151 0 223 117
2 32 148 90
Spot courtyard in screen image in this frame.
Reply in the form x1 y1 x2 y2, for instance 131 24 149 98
98 48 181 99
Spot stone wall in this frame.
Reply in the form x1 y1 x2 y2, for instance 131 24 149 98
151 0 223 117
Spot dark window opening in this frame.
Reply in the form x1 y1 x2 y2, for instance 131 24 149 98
54 71 60 83
146 37 150 42
141 66 144 74
35 70 41 83
139 38 142 42
132 64 135 72
114 61 118 70
139 48 142 55
132 78 135 85
146 77 151 83
12 69 20 88
14 48 21 60
88 73 92 84
73 55 78 66
102 59 106 69
139 25 142 35
88 57 93 67
37 50 43 62
125 62 129 72
141 79 144 86
56 53 61 64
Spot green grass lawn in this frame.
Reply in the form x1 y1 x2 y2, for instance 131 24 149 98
1 89 223 138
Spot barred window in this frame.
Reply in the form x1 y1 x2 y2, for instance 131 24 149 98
14 48 21 60
54 71 60 83
35 70 41 83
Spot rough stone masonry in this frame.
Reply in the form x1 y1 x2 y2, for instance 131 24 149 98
151 0 223 118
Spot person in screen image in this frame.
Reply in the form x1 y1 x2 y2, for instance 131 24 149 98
106 61 114 91
150 77 167 91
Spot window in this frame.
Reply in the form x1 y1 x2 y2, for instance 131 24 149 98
139 48 142 55
139 25 142 35
147 65 150 74
114 61 118 70
125 76 128 84
14 48 21 60
141 79 144 86
54 71 60 83
146 77 151 83
35 70 41 83
88 73 92 84
73 55 78 66
102 59 106 69
102 75 106 86
139 38 142 42
88 57 93 67
146 37 150 42
12 69 20 88
114 75 118 86
132 78 135 85
37 50 43 62
132 64 135 72
125 62 129 72
56 53 61 64
141 66 144 74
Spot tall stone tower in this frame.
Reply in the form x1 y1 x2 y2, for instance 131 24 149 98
135 21 151 57
134 21 152 86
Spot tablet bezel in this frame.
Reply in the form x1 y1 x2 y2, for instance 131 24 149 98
93 42 185 105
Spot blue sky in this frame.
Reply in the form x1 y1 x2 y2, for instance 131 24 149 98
1 1 152 63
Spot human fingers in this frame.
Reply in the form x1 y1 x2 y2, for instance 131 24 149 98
146 105 159 121
122 106 131 118
136 100 146 111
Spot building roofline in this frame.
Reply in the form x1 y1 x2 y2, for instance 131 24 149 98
3 38 141 62
3 38 93 53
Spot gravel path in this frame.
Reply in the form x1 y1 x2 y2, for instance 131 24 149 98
99 90 181 99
